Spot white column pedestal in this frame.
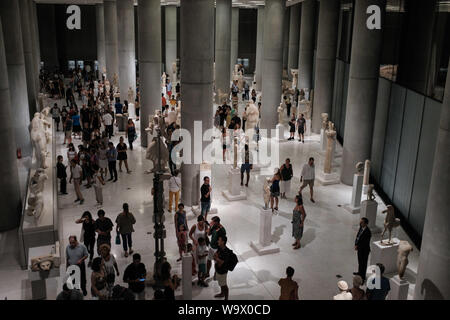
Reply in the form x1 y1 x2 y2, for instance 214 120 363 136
370 238 400 274
388 275 409 300
275 123 285 141
360 200 381 233
222 168 246 201
128 102 136 119
191 206 218 216
305 119 312 136
250 208 280 255
344 174 363 213
182 253 192 300
316 171 340 185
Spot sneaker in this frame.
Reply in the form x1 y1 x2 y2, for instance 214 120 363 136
113 179 117 182
127 170 132 174
310 198 315 203
80 199 84 205
129 249 134 254
74 198 80 203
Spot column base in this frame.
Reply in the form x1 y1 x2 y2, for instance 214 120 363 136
316 171 340 185
388 275 409 300
191 206 218 216
222 190 247 201
250 241 280 256
275 124 286 141
343 204 361 214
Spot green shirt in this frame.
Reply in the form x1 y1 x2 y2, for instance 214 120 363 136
210 225 226 249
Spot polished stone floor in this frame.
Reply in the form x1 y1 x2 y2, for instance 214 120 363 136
0 95 420 300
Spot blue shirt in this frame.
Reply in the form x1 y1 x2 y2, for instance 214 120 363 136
167 82 172 92
115 102 123 114
72 114 80 126
107 148 117 161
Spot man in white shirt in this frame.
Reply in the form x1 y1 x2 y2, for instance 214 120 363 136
102 111 113 138
69 159 84 204
168 170 181 213
299 157 315 203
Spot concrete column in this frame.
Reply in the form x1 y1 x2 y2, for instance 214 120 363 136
298 0 316 90
165 5 177 73
104 0 120 82
0 0 32 156
254 6 265 91
19 0 37 116
0 18 21 231
215 0 232 103
30 0 41 93
138 0 162 147
340 0 385 185
261 0 285 130
230 7 239 77
180 0 214 206
117 0 136 103
287 3 300 80
282 6 290 74
311 0 340 133
414 57 450 300
96 3 106 77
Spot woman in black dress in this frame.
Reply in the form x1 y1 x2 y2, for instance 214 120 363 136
75 211 96 266
116 136 131 174
161 262 179 300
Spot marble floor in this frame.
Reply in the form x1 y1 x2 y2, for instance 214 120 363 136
0 94 420 300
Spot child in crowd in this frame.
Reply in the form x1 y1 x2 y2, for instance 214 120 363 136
196 237 209 287
187 243 197 277
92 164 105 206
177 224 187 261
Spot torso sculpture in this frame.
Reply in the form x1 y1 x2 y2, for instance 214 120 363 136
366 184 376 201
26 169 48 219
245 102 259 132
355 162 364 175
277 103 285 124
30 113 48 169
397 240 413 279
380 205 401 245
321 113 329 130
263 178 271 209
324 123 336 174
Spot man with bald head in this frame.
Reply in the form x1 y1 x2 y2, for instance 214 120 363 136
66 235 88 296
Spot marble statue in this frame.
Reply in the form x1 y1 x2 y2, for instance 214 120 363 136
30 113 48 169
30 253 60 272
112 73 119 89
367 184 376 201
30 169 48 194
380 205 401 245
263 178 271 210
233 137 238 169
355 162 364 175
324 122 336 174
232 64 239 82
146 136 169 173
277 103 285 125
105 79 111 93
39 111 52 144
161 72 167 89
321 113 329 130
397 240 413 279
176 101 181 126
245 102 259 133
128 87 134 103
167 107 177 125
291 69 299 89
172 62 177 83
237 70 244 91
26 191 44 219
363 160 371 186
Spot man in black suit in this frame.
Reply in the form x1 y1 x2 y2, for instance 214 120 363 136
354 217 371 281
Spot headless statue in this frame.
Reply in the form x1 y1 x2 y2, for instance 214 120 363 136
397 240 413 279
380 205 401 245
263 178 271 210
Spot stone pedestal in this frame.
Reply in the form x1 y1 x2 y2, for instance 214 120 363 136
182 253 192 300
344 174 363 213
222 167 246 201
28 244 61 300
360 200 381 233
116 114 127 131
275 123 285 141
370 238 400 274
388 275 409 300
250 208 280 255
316 171 340 185
191 206 218 217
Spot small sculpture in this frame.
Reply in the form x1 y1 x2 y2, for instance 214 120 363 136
30 249 60 271
366 184 376 201
127 87 134 103
245 102 259 133
324 123 336 174
321 113 329 130
277 103 285 125
397 240 413 279
30 169 48 194
26 191 44 219
355 162 364 175
363 160 371 186
146 136 169 173
380 205 401 245
263 178 271 210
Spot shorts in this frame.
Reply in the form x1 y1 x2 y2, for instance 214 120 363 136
298 128 304 134
65 130 72 139
271 191 280 197
280 180 291 194
208 247 217 260
198 263 206 274
301 179 314 188
201 202 211 217
216 272 228 287
240 163 252 173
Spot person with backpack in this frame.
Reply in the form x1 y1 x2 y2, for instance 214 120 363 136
207 216 226 278
213 235 238 300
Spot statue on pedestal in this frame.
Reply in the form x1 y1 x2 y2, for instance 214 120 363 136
363 160 371 187
146 136 169 173
277 103 285 125
233 137 238 169
30 113 48 169
172 62 177 83
324 122 336 174
31 254 60 271
245 102 259 133
291 69 299 89
380 205 400 245
263 178 271 210
355 162 364 176
321 113 329 130
366 184 376 201
128 87 134 103
112 73 119 89
397 240 413 279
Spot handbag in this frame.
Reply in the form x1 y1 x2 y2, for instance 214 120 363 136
115 232 121 245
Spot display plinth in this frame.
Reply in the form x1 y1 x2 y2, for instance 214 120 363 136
222 168 246 201
305 119 312 136
388 275 409 300
250 209 280 256
344 174 363 214
316 171 340 185
28 244 61 300
360 200 381 233
116 113 128 131
182 253 192 300
275 123 285 141
370 238 400 274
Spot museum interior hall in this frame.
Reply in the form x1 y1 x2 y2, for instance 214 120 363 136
0 0 448 301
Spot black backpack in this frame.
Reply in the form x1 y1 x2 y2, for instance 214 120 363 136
227 249 238 271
